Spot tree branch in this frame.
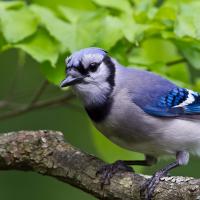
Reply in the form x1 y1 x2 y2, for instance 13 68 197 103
0 92 75 121
0 131 199 200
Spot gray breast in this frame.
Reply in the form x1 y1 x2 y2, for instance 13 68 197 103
94 88 159 150
92 66 176 155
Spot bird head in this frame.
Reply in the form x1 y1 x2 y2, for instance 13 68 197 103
60 47 115 106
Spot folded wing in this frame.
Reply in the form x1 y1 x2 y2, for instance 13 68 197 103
143 87 200 117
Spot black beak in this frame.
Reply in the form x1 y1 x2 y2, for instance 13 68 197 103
60 76 83 87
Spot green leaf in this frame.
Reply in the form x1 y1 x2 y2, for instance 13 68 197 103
40 56 66 85
133 0 157 23
0 7 38 43
177 41 200 69
0 1 24 10
110 41 132 65
155 5 177 21
121 14 147 43
66 23 98 52
58 6 89 23
32 0 95 11
92 0 132 13
129 38 180 66
166 62 189 84
96 16 123 49
15 29 60 66
175 2 200 39
59 7 104 51
30 5 71 53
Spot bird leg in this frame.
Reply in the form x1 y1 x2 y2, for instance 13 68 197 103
96 155 157 189
141 151 189 200
96 160 133 189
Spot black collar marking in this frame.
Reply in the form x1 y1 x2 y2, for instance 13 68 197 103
85 55 116 123
85 97 113 122
103 55 115 88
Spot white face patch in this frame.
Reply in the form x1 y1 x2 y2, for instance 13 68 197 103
73 62 112 106
66 48 115 107
89 62 109 81
174 89 197 108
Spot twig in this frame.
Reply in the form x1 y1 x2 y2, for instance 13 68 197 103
131 58 186 68
30 80 49 106
0 100 8 109
166 58 186 67
0 130 199 200
0 92 75 121
5 50 26 102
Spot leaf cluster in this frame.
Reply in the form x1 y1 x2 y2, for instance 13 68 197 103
0 0 200 87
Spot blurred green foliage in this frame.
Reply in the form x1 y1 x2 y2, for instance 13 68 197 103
1 0 200 199
1 0 200 86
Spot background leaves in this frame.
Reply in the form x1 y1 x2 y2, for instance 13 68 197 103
0 7 38 43
1 0 200 86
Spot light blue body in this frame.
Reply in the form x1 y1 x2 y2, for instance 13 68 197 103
95 63 200 157
62 47 200 165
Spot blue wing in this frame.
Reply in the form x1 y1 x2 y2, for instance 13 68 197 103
143 87 200 117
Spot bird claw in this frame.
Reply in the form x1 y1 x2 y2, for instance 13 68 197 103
96 160 134 189
140 170 167 200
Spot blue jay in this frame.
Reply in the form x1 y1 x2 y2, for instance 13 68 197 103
60 47 200 199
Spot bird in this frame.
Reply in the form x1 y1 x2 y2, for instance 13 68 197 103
60 47 200 199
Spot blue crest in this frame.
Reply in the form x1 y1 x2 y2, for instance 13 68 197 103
66 47 107 68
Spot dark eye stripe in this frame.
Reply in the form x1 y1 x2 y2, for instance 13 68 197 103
74 61 88 75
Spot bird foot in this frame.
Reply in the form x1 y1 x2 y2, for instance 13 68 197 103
96 160 134 189
140 169 167 200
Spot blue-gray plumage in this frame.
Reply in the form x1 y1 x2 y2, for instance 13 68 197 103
60 47 200 200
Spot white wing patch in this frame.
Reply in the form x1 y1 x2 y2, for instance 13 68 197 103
174 89 197 108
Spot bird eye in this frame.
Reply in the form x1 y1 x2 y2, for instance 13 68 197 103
89 62 99 72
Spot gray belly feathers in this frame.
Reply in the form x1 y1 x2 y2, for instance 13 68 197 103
93 67 200 156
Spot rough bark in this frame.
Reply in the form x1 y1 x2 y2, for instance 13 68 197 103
0 130 199 200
